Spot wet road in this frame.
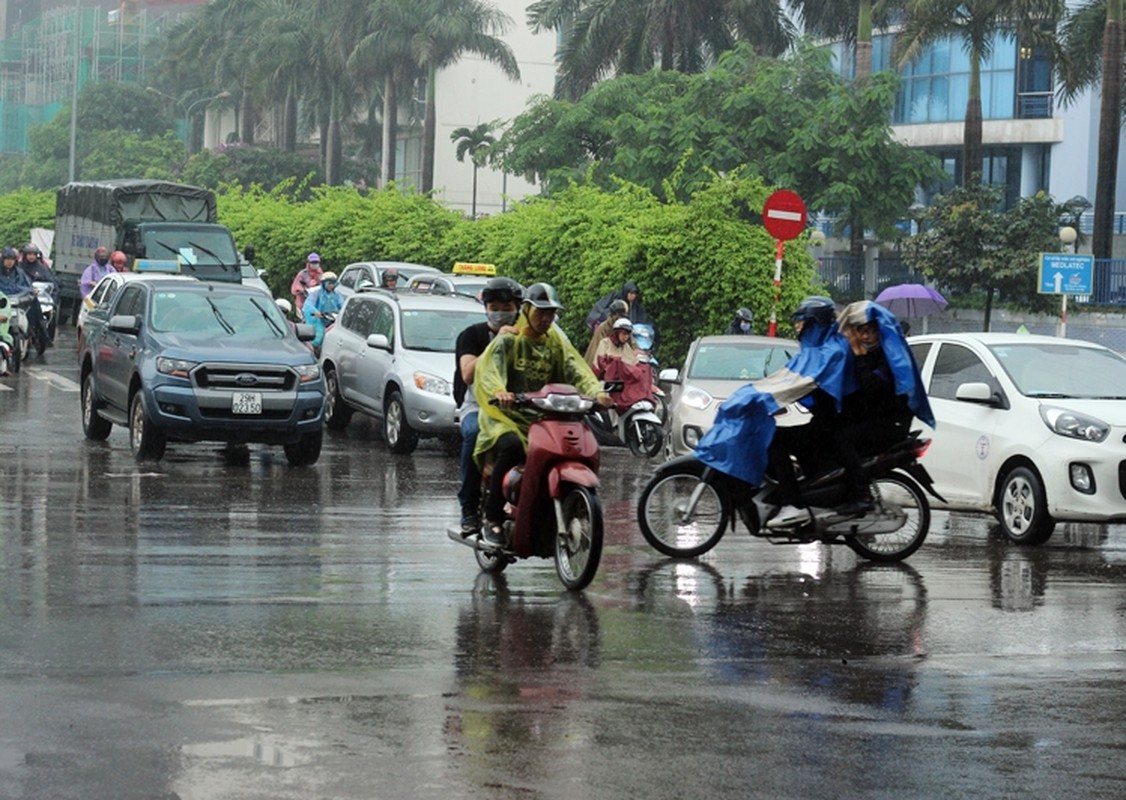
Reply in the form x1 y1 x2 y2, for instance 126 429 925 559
2 333 1126 799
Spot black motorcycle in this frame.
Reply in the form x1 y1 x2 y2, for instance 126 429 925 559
636 432 944 563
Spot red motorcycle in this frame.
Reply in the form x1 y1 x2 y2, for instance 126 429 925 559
447 383 605 591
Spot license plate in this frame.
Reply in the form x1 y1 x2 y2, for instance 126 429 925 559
232 392 262 414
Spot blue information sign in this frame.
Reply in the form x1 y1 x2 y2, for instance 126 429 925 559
1039 253 1093 295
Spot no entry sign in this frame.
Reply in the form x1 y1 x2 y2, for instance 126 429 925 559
762 189 807 241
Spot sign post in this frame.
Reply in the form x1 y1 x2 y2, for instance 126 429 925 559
1038 251 1092 339
762 189 808 336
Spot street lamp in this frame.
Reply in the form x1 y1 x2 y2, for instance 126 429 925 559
1058 226 1078 339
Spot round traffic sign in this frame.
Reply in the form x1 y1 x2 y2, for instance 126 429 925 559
762 189 807 241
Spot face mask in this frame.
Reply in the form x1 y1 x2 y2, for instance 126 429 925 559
487 310 517 329
739 321 751 332
95 255 109 266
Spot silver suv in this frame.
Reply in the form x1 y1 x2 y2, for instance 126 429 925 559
319 288 485 453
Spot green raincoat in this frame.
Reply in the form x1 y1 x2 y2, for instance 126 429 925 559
473 312 604 465
0 294 10 345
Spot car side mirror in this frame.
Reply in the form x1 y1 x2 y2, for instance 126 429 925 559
294 323 316 342
366 333 391 351
955 381 1006 408
658 367 680 384
108 314 140 334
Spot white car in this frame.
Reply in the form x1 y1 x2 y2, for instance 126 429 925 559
908 332 1126 543
76 271 195 344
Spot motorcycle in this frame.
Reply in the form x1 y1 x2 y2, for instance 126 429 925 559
32 280 56 351
447 383 605 591
4 292 31 370
0 295 12 375
630 322 667 424
636 425 945 563
595 359 664 458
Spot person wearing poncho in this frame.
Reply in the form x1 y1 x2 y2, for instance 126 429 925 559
473 283 610 543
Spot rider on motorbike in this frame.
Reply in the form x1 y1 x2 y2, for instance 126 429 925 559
0 246 49 353
473 282 613 545
303 270 343 351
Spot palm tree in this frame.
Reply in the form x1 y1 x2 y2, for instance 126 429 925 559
1059 0 1123 260
407 0 520 193
895 0 1065 186
528 0 793 99
788 1 903 79
451 121 498 217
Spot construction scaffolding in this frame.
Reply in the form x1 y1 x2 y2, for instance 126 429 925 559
0 4 194 153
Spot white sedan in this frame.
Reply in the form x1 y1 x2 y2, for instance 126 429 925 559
908 332 1126 543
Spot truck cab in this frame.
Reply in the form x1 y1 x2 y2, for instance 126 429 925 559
121 221 241 283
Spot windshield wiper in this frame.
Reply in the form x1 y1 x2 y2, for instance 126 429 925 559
249 297 284 337
205 297 236 335
1024 391 1072 399
187 240 225 263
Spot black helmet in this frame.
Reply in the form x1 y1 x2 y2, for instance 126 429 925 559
792 295 836 326
523 282 565 310
381 267 398 284
481 276 523 305
1 246 17 259
735 307 753 323
608 299 629 317
21 242 39 255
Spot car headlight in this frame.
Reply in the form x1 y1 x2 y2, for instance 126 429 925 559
414 371 450 395
681 385 714 411
1039 405 1109 442
156 357 196 378
294 363 321 383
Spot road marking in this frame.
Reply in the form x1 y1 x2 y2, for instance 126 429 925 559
31 370 80 393
0 382 11 392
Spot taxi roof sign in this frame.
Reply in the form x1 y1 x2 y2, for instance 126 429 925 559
133 258 181 273
453 262 496 275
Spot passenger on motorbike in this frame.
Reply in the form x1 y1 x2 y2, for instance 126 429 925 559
303 271 343 351
454 277 523 534
593 318 639 376
583 299 631 366
0 246 49 353
832 301 934 514
725 307 754 335
380 267 399 290
473 282 613 545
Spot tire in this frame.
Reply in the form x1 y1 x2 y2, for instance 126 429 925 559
284 430 323 466
845 472 930 563
997 466 1054 545
81 373 112 440
555 486 603 591
322 367 353 430
129 391 166 461
9 335 20 373
626 418 663 458
637 463 729 558
475 544 510 574
383 389 418 454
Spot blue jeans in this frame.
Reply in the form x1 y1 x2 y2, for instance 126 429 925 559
457 411 481 517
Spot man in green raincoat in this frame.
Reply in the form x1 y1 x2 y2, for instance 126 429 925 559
473 282 612 544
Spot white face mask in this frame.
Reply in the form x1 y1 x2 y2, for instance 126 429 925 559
487 310 517 329
739 321 751 332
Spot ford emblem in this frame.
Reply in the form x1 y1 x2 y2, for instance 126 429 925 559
235 373 259 387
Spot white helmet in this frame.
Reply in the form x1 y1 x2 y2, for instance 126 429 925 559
612 318 633 333
275 298 293 314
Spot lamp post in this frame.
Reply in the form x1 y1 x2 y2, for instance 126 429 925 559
1059 225 1077 339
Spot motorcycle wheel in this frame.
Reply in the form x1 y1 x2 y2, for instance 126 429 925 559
637 462 729 558
845 472 929 563
555 486 603 591
626 418 663 459
474 543 509 574
9 335 20 373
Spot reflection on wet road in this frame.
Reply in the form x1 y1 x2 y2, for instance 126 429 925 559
1 340 1126 798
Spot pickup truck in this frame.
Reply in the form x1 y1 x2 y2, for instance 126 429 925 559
78 276 325 464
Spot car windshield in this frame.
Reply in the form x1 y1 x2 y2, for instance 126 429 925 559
143 227 239 266
150 290 287 339
687 342 795 380
989 342 1126 399
400 308 484 352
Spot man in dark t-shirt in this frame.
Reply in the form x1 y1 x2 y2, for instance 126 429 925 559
453 278 522 533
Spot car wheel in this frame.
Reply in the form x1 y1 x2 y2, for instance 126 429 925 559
997 466 1054 545
129 391 166 461
383 389 418 454
323 367 353 430
81 373 112 440
284 430 323 467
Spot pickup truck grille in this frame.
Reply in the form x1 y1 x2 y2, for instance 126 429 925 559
193 364 296 392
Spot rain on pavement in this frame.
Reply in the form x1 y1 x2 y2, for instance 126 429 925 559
1 331 1126 799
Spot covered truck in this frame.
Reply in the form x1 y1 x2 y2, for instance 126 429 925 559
53 180 244 322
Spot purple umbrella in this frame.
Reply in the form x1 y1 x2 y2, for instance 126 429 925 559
874 284 948 318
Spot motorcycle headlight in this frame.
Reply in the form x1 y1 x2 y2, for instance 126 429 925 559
1039 405 1109 442
532 393 594 413
681 385 714 411
156 357 196 378
414 371 450 395
294 363 321 383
